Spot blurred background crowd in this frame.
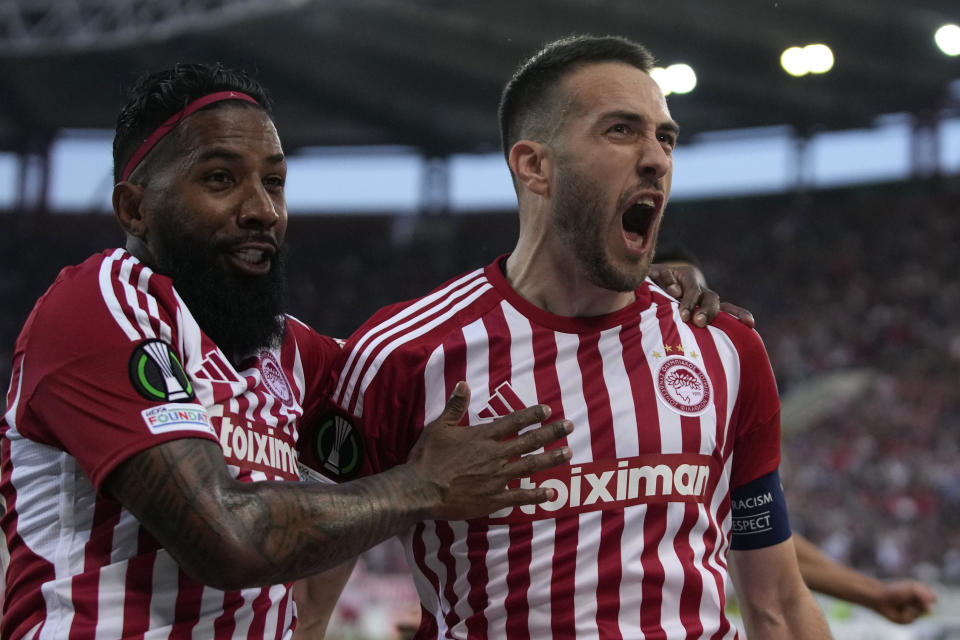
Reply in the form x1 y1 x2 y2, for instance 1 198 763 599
2 1 959 637
3 177 959 597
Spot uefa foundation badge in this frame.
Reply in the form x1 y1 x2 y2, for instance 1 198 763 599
654 356 712 417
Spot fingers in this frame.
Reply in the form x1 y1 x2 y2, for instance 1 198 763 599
885 604 924 625
489 485 558 509
480 403 552 439
437 381 471 425
666 266 712 327
879 581 937 623
901 580 937 611
719 302 756 328
488 421 573 508
673 270 702 320
500 419 573 458
500 443 572 479
648 264 683 298
687 290 719 327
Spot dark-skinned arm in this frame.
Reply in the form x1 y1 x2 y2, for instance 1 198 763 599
105 381 572 591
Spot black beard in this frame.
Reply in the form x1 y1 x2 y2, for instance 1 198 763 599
151 223 287 364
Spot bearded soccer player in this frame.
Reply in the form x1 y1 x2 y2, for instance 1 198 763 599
301 36 833 638
0 63 586 639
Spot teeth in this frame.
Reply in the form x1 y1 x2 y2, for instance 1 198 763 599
637 197 656 209
236 249 264 264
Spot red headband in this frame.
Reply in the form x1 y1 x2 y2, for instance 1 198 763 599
120 90 260 182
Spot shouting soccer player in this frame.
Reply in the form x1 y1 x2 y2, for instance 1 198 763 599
301 35 833 639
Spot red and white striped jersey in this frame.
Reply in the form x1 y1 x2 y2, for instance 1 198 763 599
1 249 339 639
320 255 781 639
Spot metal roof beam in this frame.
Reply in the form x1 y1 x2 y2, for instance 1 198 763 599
0 0 307 54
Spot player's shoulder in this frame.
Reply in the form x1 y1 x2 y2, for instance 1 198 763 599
284 314 342 357
13 250 156 368
702 311 768 360
27 250 134 321
332 266 496 410
345 265 494 358
646 281 767 357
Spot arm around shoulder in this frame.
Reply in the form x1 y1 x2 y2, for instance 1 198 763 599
105 382 572 591
105 437 434 590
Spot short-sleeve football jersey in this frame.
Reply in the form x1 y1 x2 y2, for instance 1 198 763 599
302 255 781 639
1 249 339 639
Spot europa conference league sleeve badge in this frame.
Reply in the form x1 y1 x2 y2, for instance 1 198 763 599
128 339 195 403
308 412 364 481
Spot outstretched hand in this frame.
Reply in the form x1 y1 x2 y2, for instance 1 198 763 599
406 381 573 521
648 263 756 329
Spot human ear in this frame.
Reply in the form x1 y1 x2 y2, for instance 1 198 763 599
112 182 147 237
508 140 551 197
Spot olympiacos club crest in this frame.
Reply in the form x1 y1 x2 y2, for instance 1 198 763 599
655 356 712 417
259 351 293 405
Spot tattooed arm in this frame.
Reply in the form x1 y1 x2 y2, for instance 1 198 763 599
105 382 573 590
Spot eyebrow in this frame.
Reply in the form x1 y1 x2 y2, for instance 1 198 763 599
601 110 681 137
195 147 286 165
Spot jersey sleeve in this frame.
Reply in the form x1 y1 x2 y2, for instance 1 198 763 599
725 322 782 490
11 254 217 491
297 303 424 483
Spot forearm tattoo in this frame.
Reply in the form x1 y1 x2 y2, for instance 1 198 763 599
107 438 428 587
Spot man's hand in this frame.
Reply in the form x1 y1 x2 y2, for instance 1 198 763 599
648 263 756 329
406 381 573 521
868 579 937 624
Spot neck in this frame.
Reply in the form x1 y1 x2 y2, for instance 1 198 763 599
505 232 637 318
125 237 160 272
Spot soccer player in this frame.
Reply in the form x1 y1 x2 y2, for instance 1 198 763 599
302 35 834 638
0 63 579 639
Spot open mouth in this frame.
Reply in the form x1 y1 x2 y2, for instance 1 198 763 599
621 195 661 249
227 243 275 275
233 248 270 266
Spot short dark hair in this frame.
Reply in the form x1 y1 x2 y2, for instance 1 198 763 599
113 62 273 183
498 35 656 162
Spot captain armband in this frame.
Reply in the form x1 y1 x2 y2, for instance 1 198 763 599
729 469 792 550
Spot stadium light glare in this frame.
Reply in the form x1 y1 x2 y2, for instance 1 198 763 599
781 43 834 76
650 66 673 95
667 64 697 94
935 24 960 56
651 64 698 96
780 46 808 76
805 44 835 73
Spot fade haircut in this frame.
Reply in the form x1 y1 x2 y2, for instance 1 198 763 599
113 62 273 183
498 35 656 163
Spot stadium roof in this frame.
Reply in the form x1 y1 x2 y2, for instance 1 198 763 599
1 0 958 156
